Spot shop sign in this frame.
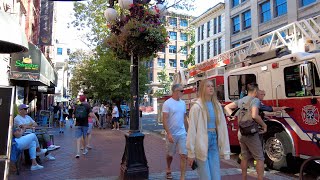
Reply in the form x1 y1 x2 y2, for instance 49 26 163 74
15 57 39 70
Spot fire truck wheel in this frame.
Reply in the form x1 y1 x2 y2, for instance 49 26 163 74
264 130 293 170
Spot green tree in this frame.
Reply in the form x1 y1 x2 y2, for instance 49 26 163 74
153 66 172 97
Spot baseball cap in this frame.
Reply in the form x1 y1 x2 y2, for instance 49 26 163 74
18 104 29 110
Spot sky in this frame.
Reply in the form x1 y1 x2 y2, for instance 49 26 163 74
55 0 224 50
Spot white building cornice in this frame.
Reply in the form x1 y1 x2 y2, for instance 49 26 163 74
191 2 225 26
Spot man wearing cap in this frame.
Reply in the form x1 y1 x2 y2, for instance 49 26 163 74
14 104 59 160
73 95 96 158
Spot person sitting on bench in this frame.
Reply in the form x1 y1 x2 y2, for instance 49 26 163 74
12 126 47 171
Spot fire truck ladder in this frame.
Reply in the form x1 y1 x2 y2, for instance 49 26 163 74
193 15 320 72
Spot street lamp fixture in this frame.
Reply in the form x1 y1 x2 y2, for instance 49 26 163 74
104 0 167 179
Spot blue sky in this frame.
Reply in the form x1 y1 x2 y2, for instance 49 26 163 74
55 0 223 50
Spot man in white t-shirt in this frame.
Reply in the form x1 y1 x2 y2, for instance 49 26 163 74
111 103 120 130
14 104 60 160
162 84 188 180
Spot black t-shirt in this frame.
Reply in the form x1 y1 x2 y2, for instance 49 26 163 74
74 102 91 127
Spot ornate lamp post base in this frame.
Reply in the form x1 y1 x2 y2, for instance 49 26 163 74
120 132 149 180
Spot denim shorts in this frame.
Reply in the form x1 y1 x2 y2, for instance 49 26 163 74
166 133 187 156
75 126 88 138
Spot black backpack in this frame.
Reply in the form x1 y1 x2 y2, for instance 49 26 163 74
75 104 87 119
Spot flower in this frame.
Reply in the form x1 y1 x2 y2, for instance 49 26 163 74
105 3 168 59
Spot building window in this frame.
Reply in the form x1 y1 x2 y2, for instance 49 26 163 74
157 58 165 67
169 73 174 81
197 27 201 42
218 37 222 54
213 39 217 56
201 24 204 40
218 15 221 33
207 41 210 59
197 46 201 63
57 48 63 55
213 18 217 34
169 17 177 26
232 42 241 48
232 16 240 34
242 38 251 44
180 33 188 41
169 31 177 40
207 21 210 37
149 72 153 81
242 10 251 30
232 0 240 7
180 46 187 55
201 44 204 62
160 47 165 53
260 1 271 23
169 45 177 53
301 0 316 7
275 0 287 17
180 19 188 27
149 61 153 67
180 60 186 68
169 59 177 67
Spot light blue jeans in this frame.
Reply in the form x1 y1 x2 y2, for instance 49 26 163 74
196 131 220 180
15 133 39 159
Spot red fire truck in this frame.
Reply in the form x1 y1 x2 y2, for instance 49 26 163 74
158 15 320 170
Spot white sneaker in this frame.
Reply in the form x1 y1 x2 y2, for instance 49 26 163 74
82 148 88 155
31 164 44 171
47 145 60 151
45 154 56 161
36 149 47 156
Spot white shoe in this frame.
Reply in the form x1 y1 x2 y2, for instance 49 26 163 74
47 145 60 151
31 164 44 171
82 148 88 155
36 149 47 156
45 154 56 161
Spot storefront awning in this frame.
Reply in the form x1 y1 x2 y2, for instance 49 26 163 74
10 43 57 86
0 11 28 54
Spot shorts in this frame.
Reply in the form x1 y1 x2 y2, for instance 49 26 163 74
239 133 264 161
75 126 88 139
87 123 93 134
112 117 119 123
166 133 187 156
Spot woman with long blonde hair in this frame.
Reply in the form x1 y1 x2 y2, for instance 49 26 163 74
186 79 230 180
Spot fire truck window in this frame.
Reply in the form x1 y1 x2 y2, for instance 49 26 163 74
284 63 320 97
228 74 256 100
216 84 225 101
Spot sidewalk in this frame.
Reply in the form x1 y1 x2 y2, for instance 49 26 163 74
8 124 294 180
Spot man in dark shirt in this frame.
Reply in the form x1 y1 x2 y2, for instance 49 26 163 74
73 95 95 158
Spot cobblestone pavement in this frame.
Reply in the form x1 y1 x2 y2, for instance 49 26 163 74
8 121 296 180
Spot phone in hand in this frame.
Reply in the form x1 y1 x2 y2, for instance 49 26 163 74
191 160 198 170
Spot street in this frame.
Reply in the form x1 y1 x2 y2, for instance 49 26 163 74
140 113 319 180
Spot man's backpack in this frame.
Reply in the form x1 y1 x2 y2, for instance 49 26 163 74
75 104 88 119
238 97 259 136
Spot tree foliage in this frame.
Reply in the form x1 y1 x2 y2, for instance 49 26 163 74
153 66 172 98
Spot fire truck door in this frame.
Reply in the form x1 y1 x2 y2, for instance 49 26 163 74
258 71 273 99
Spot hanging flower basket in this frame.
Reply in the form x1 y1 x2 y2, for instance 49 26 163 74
105 3 169 59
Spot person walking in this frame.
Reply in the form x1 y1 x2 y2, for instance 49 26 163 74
224 84 267 180
73 95 96 158
111 103 120 130
186 80 230 180
98 104 107 129
162 84 188 180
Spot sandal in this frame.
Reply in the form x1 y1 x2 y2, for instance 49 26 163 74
166 172 173 179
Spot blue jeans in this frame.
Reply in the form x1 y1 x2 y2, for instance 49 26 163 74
196 131 220 180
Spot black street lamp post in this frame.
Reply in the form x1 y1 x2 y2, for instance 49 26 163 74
104 0 167 179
